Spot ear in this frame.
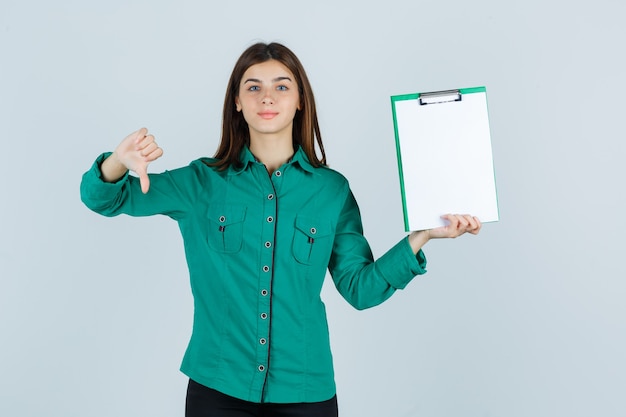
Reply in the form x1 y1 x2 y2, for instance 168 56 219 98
235 97 242 112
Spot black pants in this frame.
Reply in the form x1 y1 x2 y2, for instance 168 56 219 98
185 379 339 417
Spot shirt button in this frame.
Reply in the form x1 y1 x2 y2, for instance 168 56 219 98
219 215 226 223
260 313 267 319
261 289 268 296
258 365 265 372
266 216 274 223
275 170 282 177
262 265 270 273
267 194 274 200
310 227 317 235
264 241 272 248
260 338 267 345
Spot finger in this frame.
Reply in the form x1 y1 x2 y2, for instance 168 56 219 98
137 168 150 194
441 214 459 236
454 215 471 232
139 140 158 157
459 214 472 227
440 213 454 225
463 215 477 230
444 214 459 226
136 133 156 150
452 214 474 237
458 215 480 237
144 146 164 162
449 214 466 230
133 127 148 144
469 217 482 235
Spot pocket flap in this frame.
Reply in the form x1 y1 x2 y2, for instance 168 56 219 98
207 204 246 226
294 216 333 238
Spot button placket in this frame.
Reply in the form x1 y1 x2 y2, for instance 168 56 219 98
256 179 277 384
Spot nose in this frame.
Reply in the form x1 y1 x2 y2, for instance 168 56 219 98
262 91 274 105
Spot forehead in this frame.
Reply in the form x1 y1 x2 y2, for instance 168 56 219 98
241 60 296 82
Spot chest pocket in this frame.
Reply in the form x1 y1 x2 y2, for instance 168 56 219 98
206 204 247 253
292 215 334 266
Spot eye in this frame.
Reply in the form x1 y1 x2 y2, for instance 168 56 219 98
276 85 288 91
248 85 260 92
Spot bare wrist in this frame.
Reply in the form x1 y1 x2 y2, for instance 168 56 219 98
101 152 128 183
408 230 430 254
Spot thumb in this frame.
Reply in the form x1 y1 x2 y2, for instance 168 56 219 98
136 166 150 194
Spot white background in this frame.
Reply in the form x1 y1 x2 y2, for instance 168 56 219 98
1 1 625 416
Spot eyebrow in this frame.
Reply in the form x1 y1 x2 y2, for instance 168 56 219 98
243 76 293 84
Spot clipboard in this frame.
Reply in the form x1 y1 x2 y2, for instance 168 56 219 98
390 86 499 232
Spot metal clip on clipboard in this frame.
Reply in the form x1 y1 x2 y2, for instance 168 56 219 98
419 89 462 106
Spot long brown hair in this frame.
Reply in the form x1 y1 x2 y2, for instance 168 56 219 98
210 42 326 170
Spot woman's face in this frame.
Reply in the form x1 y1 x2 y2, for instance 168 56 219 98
235 59 301 143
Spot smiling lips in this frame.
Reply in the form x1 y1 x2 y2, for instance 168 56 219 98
258 111 279 120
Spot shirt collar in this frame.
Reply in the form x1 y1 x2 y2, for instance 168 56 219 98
290 146 316 174
228 146 316 175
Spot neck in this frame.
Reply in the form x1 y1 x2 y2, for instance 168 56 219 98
249 134 295 174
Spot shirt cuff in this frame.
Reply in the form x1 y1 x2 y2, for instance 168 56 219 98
80 152 130 208
377 237 427 290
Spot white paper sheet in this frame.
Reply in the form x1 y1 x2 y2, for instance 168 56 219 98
392 88 499 231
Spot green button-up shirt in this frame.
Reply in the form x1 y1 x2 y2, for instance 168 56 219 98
80 146 427 403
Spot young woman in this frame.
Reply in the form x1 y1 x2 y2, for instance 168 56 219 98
80 42 481 417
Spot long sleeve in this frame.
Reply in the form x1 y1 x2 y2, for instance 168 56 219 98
328 190 427 310
80 152 202 220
